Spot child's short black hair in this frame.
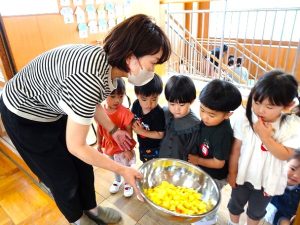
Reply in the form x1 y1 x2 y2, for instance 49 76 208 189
246 70 299 128
236 57 243 67
111 78 126 95
134 73 163 96
223 44 228 52
290 151 300 163
228 58 234 66
165 75 196 103
200 79 242 112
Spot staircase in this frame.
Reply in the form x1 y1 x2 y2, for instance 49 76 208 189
162 0 300 87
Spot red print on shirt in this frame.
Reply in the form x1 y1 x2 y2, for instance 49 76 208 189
261 143 268 151
200 143 209 157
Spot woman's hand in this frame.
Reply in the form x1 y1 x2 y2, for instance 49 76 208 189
118 166 144 201
112 129 133 150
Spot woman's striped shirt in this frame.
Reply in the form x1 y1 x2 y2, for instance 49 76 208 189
2 44 116 125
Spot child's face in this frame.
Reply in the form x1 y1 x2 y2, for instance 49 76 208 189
287 158 300 186
168 102 191 119
106 94 124 110
252 98 285 123
137 94 159 114
199 104 231 126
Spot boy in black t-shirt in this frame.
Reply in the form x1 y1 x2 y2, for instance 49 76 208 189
189 80 241 188
131 74 165 163
188 80 241 225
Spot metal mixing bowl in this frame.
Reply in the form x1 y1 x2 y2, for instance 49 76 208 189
136 158 221 223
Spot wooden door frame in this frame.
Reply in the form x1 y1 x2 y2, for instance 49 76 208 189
0 14 16 82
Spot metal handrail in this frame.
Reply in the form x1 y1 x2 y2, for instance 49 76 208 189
166 12 287 83
199 39 274 72
167 13 247 84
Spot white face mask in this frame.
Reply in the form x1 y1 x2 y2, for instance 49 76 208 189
127 56 155 86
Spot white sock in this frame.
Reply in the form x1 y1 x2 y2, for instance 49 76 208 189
88 206 98 216
74 219 80 225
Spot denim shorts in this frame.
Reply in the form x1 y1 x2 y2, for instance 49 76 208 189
139 147 159 163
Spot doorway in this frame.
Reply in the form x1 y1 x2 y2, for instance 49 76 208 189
0 14 15 89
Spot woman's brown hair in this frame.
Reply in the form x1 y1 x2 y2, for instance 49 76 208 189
103 14 171 72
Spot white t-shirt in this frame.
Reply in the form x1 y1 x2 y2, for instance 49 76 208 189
233 66 248 82
233 111 300 195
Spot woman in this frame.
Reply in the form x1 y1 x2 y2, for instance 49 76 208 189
0 14 171 225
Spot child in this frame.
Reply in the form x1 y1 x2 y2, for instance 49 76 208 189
206 44 228 77
188 79 242 189
228 55 235 66
97 78 136 198
159 75 201 160
131 74 165 162
232 57 249 83
189 79 242 225
227 70 300 225
265 152 300 225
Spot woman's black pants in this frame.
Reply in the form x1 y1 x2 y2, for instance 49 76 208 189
0 99 97 222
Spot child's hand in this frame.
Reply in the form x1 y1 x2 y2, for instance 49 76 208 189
227 173 237 188
188 154 200 165
97 145 103 153
253 117 274 140
132 121 145 135
123 149 134 161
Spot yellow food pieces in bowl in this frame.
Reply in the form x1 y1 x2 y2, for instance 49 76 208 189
144 181 211 215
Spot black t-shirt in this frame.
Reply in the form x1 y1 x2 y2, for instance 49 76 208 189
192 119 233 180
131 100 165 150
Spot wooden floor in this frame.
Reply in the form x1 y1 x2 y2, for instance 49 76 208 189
1 145 273 225
0 150 69 225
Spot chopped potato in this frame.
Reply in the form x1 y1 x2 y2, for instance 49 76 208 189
144 181 211 215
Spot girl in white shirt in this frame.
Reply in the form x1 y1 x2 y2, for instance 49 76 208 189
227 70 300 225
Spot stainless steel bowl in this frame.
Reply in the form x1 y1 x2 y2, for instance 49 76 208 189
137 158 221 223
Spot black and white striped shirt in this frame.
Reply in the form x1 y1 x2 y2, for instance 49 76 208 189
2 44 116 125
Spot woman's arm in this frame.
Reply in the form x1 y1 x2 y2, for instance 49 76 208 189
94 104 132 150
66 117 142 198
228 138 242 188
94 104 115 131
